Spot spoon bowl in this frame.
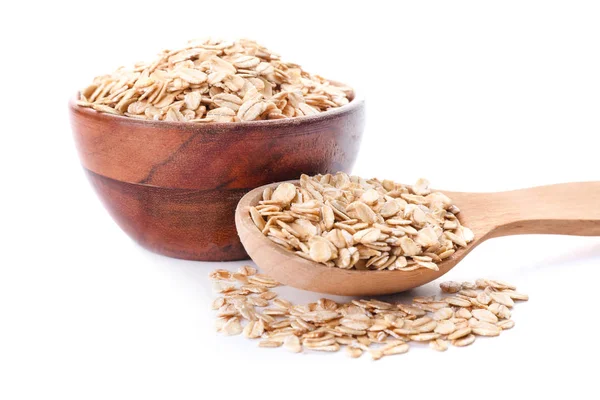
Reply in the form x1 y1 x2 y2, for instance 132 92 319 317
236 180 600 296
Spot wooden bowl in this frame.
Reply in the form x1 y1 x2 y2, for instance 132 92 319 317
69 93 365 261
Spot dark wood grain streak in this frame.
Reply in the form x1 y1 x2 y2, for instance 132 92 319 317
86 169 249 260
70 93 365 260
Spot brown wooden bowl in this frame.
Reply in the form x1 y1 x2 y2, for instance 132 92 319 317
69 93 365 261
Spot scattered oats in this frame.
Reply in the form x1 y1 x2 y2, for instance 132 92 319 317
222 317 243 336
472 309 499 324
440 281 462 293
458 289 479 298
490 292 515 308
250 173 474 271
501 290 530 301
273 298 292 310
432 307 454 321
238 265 257 276
243 319 265 339
488 303 511 319
231 273 249 284
337 326 367 336
430 338 449 352
452 334 476 347
488 280 517 290
259 340 283 348
248 274 280 288
310 344 341 352
412 316 434 328
259 291 278 300
497 319 516 330
283 335 302 353
341 314 373 330
382 343 410 356
469 297 488 309
215 317 228 332
448 327 472 340
301 310 339 323
476 291 492 305
357 336 371 346
471 322 502 337
394 327 419 336
346 346 363 358
446 297 472 308
434 320 457 335
212 281 235 293
209 269 232 280
336 337 356 345
212 297 225 310
476 279 491 289
455 323 470 332
416 320 438 333
367 299 393 310
397 304 427 317
455 308 472 319
369 319 391 331
211 270 527 358
410 333 441 342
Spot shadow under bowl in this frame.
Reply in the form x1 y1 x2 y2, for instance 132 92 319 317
69 93 365 261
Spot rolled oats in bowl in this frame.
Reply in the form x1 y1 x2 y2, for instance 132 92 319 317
77 38 353 122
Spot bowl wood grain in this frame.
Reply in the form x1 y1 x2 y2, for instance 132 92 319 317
70 93 365 260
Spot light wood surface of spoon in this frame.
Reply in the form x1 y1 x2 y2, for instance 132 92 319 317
235 181 600 296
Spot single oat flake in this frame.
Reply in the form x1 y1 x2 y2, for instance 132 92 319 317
211 267 528 360
77 38 352 122
249 173 474 272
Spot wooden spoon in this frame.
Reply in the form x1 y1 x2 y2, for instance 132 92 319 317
235 181 600 296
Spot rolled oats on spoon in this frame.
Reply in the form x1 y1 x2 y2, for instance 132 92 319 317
249 172 474 272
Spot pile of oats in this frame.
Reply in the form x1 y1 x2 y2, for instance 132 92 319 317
77 38 352 122
249 173 474 271
212 267 528 359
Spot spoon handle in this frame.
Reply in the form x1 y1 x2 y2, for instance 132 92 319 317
478 182 600 238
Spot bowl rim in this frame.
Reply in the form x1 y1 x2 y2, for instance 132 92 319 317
69 88 364 130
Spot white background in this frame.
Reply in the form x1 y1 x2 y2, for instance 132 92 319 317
2 1 599 399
